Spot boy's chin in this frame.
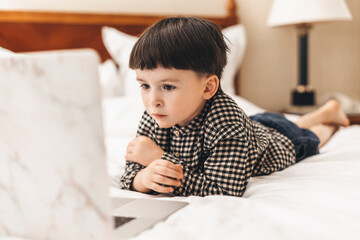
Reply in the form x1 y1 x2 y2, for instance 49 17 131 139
155 121 175 129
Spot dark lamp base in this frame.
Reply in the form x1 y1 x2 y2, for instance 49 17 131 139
292 89 315 106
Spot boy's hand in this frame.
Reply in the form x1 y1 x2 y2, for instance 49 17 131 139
132 159 184 194
125 136 165 166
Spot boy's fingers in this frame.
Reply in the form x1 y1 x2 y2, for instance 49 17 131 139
156 165 183 180
125 152 134 160
151 183 174 193
175 164 183 172
126 145 134 153
157 160 183 171
154 174 181 187
152 160 183 178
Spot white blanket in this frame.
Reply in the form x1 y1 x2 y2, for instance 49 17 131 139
103 95 360 240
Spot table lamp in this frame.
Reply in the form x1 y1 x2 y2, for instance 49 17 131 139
267 0 352 106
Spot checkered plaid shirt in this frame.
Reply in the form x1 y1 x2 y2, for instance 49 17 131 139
119 92 296 197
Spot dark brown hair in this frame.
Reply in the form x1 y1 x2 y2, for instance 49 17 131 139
129 17 228 81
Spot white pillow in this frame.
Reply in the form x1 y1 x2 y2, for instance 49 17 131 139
102 27 139 98
102 23 246 96
0 46 15 56
222 24 246 95
98 59 124 97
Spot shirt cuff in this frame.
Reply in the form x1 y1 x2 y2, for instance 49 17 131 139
119 162 144 190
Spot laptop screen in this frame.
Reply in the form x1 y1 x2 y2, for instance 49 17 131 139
0 50 113 240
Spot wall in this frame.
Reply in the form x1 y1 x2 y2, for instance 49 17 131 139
1 0 359 111
0 0 227 16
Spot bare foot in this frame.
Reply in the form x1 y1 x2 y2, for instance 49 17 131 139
321 99 350 127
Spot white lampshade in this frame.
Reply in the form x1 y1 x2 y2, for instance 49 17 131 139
267 0 352 27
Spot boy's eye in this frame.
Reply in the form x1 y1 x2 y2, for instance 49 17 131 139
140 83 150 89
163 85 176 91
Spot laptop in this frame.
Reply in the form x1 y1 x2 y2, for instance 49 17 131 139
0 49 188 240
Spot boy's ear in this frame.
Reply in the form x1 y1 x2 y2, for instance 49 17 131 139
203 75 219 100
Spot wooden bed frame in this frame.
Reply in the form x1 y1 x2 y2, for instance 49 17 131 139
0 0 239 62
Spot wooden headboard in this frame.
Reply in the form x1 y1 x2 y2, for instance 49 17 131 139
0 0 239 63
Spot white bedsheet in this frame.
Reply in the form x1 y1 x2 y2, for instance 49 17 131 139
103 95 360 240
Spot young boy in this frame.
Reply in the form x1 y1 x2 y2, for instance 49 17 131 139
119 17 350 197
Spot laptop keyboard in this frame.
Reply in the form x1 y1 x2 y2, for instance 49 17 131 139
113 216 136 228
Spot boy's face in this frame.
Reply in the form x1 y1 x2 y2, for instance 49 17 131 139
136 67 213 128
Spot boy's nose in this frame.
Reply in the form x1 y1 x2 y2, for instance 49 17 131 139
150 92 163 108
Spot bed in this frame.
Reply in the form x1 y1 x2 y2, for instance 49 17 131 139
1 0 360 239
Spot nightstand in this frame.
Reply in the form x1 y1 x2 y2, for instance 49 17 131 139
348 113 360 125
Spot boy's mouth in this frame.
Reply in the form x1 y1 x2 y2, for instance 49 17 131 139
152 113 167 119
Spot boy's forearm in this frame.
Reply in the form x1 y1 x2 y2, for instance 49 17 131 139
130 150 167 167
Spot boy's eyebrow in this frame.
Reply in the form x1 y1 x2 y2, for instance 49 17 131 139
136 78 180 83
160 78 180 83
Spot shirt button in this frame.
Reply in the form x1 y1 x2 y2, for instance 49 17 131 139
174 130 180 137
174 152 180 157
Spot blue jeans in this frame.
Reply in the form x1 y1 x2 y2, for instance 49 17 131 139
250 112 320 162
